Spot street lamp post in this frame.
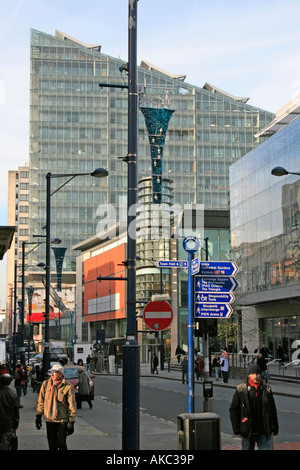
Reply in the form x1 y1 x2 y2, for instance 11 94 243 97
43 168 108 375
97 1 139 449
26 285 34 364
271 166 300 177
20 240 46 365
122 0 140 451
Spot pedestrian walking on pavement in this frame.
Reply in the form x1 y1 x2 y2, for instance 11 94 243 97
220 349 229 383
35 364 76 450
152 354 159 374
0 374 19 450
0 364 10 375
257 352 268 382
14 364 26 408
195 354 204 381
229 363 279 450
86 354 92 373
175 345 183 364
181 356 188 384
76 367 93 409
212 354 221 380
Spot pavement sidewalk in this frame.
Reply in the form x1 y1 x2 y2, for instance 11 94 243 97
12 363 300 451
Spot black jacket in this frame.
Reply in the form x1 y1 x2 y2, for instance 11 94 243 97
0 386 19 433
229 380 279 439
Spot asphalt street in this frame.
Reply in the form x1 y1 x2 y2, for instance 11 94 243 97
12 363 300 452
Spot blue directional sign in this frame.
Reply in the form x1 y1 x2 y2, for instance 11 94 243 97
195 303 233 318
191 257 200 275
198 261 238 277
195 276 238 293
195 292 234 304
156 260 188 268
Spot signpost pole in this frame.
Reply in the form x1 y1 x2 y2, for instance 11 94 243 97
187 250 194 413
182 236 200 413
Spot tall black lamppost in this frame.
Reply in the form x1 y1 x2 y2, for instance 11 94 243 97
20 240 60 366
122 0 140 451
26 285 34 364
97 1 139 449
20 240 46 365
43 168 108 375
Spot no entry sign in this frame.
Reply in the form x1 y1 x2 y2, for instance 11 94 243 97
143 300 173 331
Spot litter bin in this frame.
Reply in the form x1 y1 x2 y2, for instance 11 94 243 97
177 413 221 450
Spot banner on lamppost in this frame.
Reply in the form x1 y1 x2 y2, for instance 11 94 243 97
17 300 23 323
26 286 35 304
51 246 67 291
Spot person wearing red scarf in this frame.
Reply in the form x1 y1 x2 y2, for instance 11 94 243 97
229 363 279 450
36 364 76 450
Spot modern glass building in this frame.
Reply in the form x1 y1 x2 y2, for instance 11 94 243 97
229 97 300 360
7 27 276 350
28 28 274 274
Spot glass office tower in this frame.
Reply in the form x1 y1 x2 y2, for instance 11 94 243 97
229 103 300 359
28 28 274 274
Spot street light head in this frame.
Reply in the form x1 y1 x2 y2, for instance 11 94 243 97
51 237 62 245
91 168 109 178
37 262 46 269
271 166 289 176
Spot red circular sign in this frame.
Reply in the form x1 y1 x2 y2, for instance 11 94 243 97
143 300 173 331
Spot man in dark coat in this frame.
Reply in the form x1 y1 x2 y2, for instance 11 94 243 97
229 363 278 450
0 374 19 450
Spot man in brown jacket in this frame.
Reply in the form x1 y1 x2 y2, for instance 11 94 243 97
36 364 76 450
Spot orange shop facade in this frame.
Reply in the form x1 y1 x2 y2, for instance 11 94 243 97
74 228 127 345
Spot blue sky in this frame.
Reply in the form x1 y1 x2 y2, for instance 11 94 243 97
1 0 300 306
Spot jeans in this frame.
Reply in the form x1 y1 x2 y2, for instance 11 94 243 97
15 386 23 407
46 422 68 450
241 434 271 450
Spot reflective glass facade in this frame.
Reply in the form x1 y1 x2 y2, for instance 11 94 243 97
230 116 300 299
230 115 300 360
29 28 274 273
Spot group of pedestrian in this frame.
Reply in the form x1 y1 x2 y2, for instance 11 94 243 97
179 347 230 384
211 349 229 383
0 348 280 452
181 354 204 383
0 354 94 451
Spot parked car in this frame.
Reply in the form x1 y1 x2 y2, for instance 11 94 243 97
63 366 95 400
29 353 61 372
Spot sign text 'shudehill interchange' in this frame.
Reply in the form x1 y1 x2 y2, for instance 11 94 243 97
194 261 238 318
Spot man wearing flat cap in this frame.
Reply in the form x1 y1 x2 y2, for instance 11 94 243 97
36 364 76 450
229 363 279 450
